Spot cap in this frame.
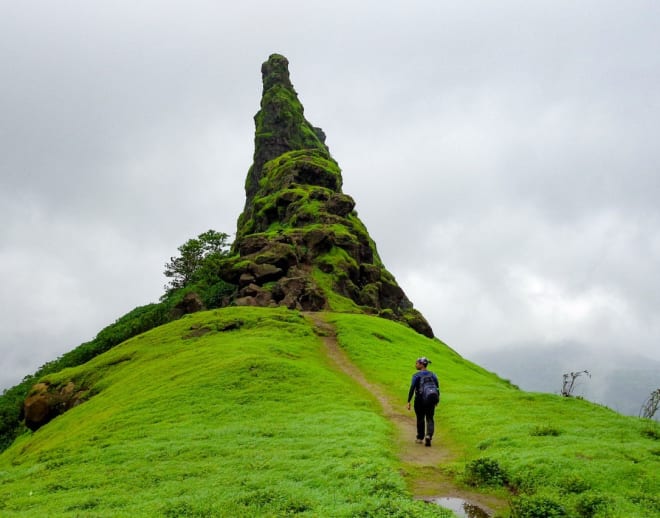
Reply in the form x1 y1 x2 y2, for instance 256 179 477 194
416 357 431 366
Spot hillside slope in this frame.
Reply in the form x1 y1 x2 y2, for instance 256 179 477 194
1 307 658 517
0 308 446 517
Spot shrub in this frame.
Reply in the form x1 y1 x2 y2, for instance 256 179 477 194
464 457 508 487
628 492 660 512
194 278 236 308
640 426 659 441
530 425 561 437
511 495 567 518
559 474 591 495
0 382 34 450
574 492 611 518
476 439 493 451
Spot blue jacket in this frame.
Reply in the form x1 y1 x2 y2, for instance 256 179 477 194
407 370 439 403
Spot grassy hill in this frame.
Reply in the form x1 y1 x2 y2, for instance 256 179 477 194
1 307 659 517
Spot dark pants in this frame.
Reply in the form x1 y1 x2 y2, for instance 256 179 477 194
414 398 436 439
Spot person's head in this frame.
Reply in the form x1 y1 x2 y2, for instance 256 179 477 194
415 357 431 370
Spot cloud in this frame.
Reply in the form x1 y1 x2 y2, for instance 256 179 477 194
1 1 660 393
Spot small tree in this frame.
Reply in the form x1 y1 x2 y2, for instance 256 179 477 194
640 388 660 419
561 370 590 397
164 230 231 292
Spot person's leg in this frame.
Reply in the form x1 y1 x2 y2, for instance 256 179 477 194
413 399 425 440
424 404 436 446
425 404 436 438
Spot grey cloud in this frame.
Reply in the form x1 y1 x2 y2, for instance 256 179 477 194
2 1 660 394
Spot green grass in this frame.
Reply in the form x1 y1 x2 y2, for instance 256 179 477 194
328 313 660 517
1 308 659 517
0 308 448 517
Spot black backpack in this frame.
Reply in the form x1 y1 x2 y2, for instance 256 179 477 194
418 372 440 405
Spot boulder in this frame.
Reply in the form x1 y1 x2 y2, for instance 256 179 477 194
171 292 205 318
325 193 355 216
23 381 85 431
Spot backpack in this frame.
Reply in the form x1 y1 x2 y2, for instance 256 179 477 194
418 372 440 405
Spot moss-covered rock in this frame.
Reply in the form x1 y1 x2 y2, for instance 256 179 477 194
23 381 88 431
218 54 433 337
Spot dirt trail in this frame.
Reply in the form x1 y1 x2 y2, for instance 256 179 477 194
306 313 507 516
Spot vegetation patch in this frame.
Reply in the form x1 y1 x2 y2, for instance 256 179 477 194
559 474 591 496
529 424 561 437
311 267 361 313
574 492 612 518
261 149 341 191
317 246 359 276
641 425 660 440
510 495 567 518
463 457 509 488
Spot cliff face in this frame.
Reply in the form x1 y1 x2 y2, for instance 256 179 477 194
220 54 433 338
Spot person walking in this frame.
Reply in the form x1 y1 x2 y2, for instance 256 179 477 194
406 357 440 447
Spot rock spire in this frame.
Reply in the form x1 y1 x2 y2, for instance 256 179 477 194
241 54 330 219
219 54 433 337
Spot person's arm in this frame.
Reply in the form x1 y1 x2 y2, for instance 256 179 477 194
406 374 417 410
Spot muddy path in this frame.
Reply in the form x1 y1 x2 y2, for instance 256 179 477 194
306 313 507 517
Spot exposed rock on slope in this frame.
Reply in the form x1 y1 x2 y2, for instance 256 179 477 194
23 382 87 431
218 54 433 338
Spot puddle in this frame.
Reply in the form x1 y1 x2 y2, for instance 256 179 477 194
426 497 491 518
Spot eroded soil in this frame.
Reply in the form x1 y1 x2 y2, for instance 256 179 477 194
306 313 508 516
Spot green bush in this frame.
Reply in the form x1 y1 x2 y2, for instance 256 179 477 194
511 495 567 518
464 457 509 487
530 425 561 437
199 279 236 307
559 474 591 495
0 381 34 450
575 492 611 518
640 425 660 440
627 492 660 512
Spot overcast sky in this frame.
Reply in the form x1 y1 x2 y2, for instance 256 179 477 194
2 1 659 393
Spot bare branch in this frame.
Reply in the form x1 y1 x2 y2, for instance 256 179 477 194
640 388 660 419
561 370 591 397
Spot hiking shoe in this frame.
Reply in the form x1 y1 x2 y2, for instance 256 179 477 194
415 438 423 444
424 436 431 447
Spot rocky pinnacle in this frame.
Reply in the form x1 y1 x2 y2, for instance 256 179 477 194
221 54 434 338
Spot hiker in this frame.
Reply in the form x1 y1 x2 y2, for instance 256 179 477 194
406 356 440 447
